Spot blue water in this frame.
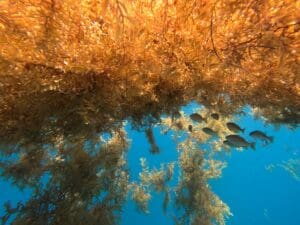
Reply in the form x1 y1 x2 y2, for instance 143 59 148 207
122 104 300 225
1 103 300 225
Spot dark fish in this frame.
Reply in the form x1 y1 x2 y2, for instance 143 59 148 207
190 113 207 123
223 140 233 147
202 127 218 136
183 166 195 173
175 121 183 130
225 135 255 150
171 110 181 122
172 110 181 119
272 112 300 125
226 122 245 133
188 124 193 132
249 130 273 144
211 113 219 120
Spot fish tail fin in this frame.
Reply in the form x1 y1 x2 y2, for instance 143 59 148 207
250 142 255 150
242 128 245 133
268 136 274 143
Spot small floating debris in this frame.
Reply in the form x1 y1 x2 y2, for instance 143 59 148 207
226 122 245 133
264 208 270 220
249 130 273 144
189 113 206 123
265 164 275 172
225 135 255 150
202 127 218 136
211 113 219 120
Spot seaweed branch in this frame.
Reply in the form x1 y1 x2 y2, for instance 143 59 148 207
210 5 222 62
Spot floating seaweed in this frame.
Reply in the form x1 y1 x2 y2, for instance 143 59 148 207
131 183 151 213
145 128 160 154
0 0 299 224
278 159 300 181
174 140 232 225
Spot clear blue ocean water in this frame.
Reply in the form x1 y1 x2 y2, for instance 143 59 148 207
1 103 300 225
